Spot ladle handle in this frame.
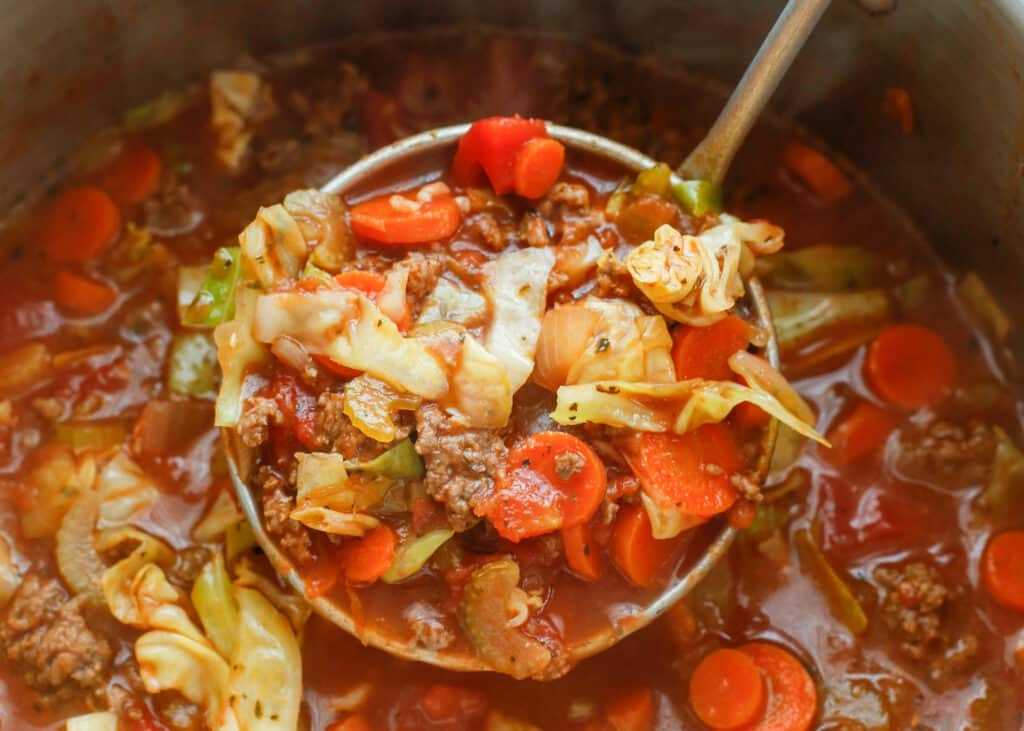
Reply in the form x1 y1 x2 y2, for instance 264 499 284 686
678 0 832 184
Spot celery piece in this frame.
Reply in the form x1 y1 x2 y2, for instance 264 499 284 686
671 179 723 217
182 247 241 328
757 245 882 291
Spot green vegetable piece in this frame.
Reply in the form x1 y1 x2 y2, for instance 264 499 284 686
634 163 673 198
123 89 191 131
756 245 882 291
981 427 1024 515
191 552 240 658
348 439 425 480
794 528 867 635
959 272 1013 343
53 422 127 452
301 259 335 286
182 247 242 328
767 289 891 350
671 179 723 217
177 265 208 326
382 528 455 584
168 333 219 398
226 520 258 563
893 274 930 314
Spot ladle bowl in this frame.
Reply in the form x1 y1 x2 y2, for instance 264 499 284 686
225 122 781 678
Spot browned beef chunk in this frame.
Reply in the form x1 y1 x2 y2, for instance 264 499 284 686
258 466 315 567
1 575 112 703
414 404 507 531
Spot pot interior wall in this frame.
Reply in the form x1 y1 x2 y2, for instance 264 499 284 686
3 0 1023 327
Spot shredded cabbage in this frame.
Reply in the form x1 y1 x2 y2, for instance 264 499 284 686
625 218 783 326
233 557 311 634
214 287 269 427
239 205 309 288
449 333 513 427
210 70 275 171
641 492 706 540
191 553 240 658
417 276 488 327
566 298 676 385
767 289 890 350
252 290 447 399
283 189 352 272
96 451 159 529
482 247 555 391
192 489 244 543
289 506 380 537
65 713 119 731
294 452 390 512
381 529 454 584
551 379 827 444
349 439 425 480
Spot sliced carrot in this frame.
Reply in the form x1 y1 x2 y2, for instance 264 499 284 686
53 270 117 315
689 648 766 730
673 316 753 381
513 137 566 199
349 191 461 245
606 687 655 731
452 116 548 193
327 715 373 731
97 142 162 205
865 324 956 410
486 431 607 543
882 87 914 136
982 530 1024 612
562 521 604 582
623 426 741 519
825 400 899 466
737 642 817 731
42 186 121 263
610 503 681 588
780 142 852 204
334 270 388 296
340 524 397 584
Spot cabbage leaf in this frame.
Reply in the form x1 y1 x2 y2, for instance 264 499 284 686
214 287 269 427
283 189 352 272
239 205 308 288
551 379 827 444
482 247 555 391
567 298 675 385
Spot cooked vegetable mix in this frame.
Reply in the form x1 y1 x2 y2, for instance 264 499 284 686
0 29 1019 731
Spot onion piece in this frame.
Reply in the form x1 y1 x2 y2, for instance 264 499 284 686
55 490 105 604
533 304 602 391
728 350 815 426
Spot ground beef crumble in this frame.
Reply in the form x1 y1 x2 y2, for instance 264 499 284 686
398 253 444 320
314 391 393 460
554 451 585 480
893 417 995 486
874 561 979 682
1 575 113 703
237 396 284 448
258 466 315 566
414 404 508 531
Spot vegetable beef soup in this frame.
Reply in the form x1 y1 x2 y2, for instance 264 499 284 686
0 29 1020 731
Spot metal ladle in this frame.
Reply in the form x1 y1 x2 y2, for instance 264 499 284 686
227 0 831 677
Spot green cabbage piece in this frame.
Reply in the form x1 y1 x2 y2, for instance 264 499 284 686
239 205 307 288
756 244 882 291
348 439 425 480
381 528 454 584
191 553 239 659
168 333 219 398
767 289 890 350
213 287 268 428
551 379 827 444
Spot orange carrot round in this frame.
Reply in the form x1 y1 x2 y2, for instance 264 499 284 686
42 186 121 263
562 521 603 582
624 426 741 518
780 142 852 204
825 400 900 466
334 270 388 296
606 687 655 731
513 137 565 199
865 324 956 410
486 431 607 543
610 503 680 588
673 315 753 382
689 648 765 729
97 142 163 205
738 642 817 731
53 271 117 315
349 190 461 245
982 530 1024 612
341 524 397 584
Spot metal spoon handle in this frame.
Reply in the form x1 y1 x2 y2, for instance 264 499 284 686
679 0 832 184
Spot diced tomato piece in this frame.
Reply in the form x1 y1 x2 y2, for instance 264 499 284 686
268 372 319 448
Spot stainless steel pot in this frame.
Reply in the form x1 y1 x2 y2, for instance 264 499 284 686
3 0 1023 326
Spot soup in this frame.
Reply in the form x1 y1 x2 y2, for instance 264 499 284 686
0 29 1020 731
